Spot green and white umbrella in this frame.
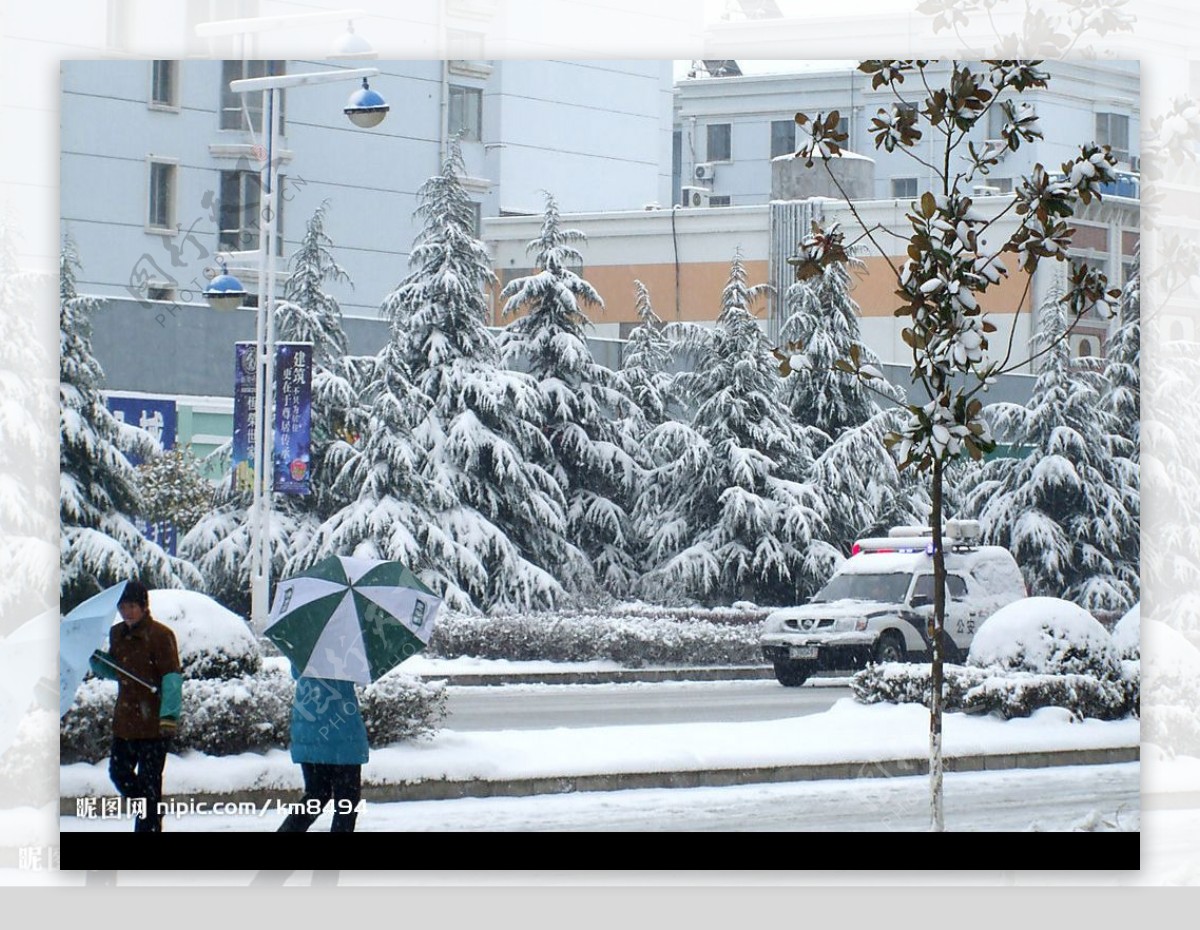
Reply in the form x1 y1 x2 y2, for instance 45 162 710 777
264 556 442 684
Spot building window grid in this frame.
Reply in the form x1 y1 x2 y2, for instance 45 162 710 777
150 60 178 108
147 160 176 231
707 123 732 162
1096 112 1131 163
770 119 795 159
221 60 286 132
219 170 284 256
449 85 483 141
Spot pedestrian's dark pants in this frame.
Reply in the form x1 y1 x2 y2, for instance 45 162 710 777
277 763 362 832
109 737 170 833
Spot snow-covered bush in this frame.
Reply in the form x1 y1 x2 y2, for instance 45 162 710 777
1112 603 1140 660
428 608 767 666
957 672 1129 720
360 670 448 746
1140 619 1200 756
851 663 986 708
851 661 1135 721
968 597 1121 680
149 588 261 679
60 667 446 763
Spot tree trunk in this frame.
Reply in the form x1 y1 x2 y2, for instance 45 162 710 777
929 455 946 832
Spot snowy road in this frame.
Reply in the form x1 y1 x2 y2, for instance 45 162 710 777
443 678 849 730
61 762 1138 832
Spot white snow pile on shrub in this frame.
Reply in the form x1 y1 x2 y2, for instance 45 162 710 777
967 597 1121 679
149 588 262 679
429 608 766 666
1112 602 1140 661
1140 618 1200 756
852 598 1137 721
60 667 447 764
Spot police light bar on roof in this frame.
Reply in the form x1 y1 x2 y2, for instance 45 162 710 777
852 521 982 556
851 536 931 556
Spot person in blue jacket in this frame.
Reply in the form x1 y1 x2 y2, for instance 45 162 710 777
277 670 369 832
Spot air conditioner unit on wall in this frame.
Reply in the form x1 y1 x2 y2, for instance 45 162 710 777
694 162 716 181
681 186 710 208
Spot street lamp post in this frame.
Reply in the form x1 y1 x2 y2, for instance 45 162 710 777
204 66 388 631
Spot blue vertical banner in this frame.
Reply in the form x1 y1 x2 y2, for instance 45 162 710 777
274 342 313 495
231 342 257 493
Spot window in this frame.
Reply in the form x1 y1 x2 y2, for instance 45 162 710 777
150 60 178 109
221 60 285 131
1077 338 1094 358
147 160 176 231
911 574 967 604
219 170 285 255
707 123 731 161
1096 112 1130 163
710 195 732 207
449 85 483 141
892 177 918 199
770 119 795 158
468 200 482 237
147 284 175 302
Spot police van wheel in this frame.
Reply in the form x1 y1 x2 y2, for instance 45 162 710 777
873 632 907 664
772 660 812 687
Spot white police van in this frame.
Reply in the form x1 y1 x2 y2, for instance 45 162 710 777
759 520 1026 686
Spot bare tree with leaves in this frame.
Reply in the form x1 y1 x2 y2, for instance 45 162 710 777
782 60 1123 830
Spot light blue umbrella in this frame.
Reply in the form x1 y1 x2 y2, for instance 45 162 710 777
59 581 128 717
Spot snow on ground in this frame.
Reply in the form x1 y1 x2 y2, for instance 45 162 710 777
59 763 1139 833
60 696 1137 802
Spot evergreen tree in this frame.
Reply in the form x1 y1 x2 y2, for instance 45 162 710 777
779 257 896 445
60 238 199 610
0 218 56 621
275 199 350 365
348 145 573 610
966 287 1137 612
1105 247 1140 463
136 444 214 537
619 280 675 429
499 193 640 596
639 252 836 604
810 407 930 554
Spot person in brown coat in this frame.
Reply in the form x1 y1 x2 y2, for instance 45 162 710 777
89 580 182 833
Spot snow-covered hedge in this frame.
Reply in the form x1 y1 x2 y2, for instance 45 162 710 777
851 662 1135 721
60 667 447 764
428 607 768 666
1112 603 1140 661
967 597 1121 679
150 589 262 680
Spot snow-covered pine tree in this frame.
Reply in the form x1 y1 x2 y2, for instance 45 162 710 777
1105 246 1140 463
273 200 364 521
355 144 573 611
639 251 836 605
287 338 447 597
619 280 676 429
966 286 1137 613
182 204 358 618
810 407 930 554
275 199 350 366
0 217 56 622
1102 245 1141 604
60 238 200 610
779 256 896 446
499 193 640 597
